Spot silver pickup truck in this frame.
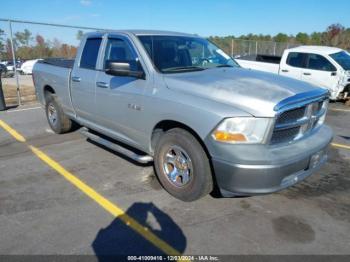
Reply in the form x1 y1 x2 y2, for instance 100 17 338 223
33 30 333 201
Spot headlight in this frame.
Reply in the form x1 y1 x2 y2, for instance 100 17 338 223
212 117 272 144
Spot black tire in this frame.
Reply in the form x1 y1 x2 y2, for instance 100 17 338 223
45 93 73 134
154 128 213 202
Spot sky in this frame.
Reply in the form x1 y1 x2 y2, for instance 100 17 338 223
1 0 350 45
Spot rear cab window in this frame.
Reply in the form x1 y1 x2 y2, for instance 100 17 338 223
286 52 306 68
80 38 102 70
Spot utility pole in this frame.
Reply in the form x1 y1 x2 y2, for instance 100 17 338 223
231 38 234 57
8 20 21 105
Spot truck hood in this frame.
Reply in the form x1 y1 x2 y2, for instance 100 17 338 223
163 67 323 117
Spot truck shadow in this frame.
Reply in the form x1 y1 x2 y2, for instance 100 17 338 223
92 202 186 260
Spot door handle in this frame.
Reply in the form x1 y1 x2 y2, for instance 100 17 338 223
303 72 311 76
96 81 109 88
72 76 81 82
281 69 289 73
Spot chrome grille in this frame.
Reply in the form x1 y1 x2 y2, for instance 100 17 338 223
271 98 327 144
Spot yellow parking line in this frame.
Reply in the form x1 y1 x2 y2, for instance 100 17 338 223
330 108 350 112
29 145 180 255
0 119 26 142
0 119 181 256
332 143 350 150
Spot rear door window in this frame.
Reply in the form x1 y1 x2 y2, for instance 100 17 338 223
80 38 102 70
306 54 336 71
286 52 306 68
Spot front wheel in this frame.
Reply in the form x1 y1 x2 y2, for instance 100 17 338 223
154 128 213 202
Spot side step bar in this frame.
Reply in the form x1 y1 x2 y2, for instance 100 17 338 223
80 128 153 164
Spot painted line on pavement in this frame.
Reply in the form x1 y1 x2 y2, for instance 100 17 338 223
6 106 42 113
331 143 350 150
0 119 182 257
0 119 26 142
330 108 350 112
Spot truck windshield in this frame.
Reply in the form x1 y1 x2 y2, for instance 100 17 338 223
330 51 350 70
138 35 239 73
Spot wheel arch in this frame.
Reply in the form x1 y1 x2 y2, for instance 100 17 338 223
150 119 211 159
43 85 56 104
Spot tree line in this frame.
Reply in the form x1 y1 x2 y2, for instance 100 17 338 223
209 24 350 54
0 29 84 61
1 24 349 61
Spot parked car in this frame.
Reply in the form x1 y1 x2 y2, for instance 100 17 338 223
15 60 24 74
6 61 15 72
33 31 332 201
0 60 23 74
236 46 350 101
21 59 41 75
0 63 14 78
0 64 7 77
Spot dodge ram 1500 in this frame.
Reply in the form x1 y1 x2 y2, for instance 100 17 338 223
33 30 333 201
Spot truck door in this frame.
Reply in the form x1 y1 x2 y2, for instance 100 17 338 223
279 52 306 80
71 37 102 122
94 35 148 146
301 53 339 91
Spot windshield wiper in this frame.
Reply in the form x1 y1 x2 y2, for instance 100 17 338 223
162 66 206 73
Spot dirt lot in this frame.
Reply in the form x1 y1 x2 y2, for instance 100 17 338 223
1 75 36 105
0 102 349 259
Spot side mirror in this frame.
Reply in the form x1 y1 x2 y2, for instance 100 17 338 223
105 60 145 79
331 71 337 76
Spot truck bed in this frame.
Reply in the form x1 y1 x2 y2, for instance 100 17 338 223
38 58 75 68
237 54 281 64
236 54 281 74
33 59 73 109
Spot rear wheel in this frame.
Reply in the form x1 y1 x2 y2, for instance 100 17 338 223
45 93 73 134
154 128 213 202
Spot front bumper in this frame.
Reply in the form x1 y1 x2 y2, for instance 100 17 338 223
207 125 333 195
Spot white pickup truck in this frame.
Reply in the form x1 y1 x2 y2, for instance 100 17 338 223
236 46 350 101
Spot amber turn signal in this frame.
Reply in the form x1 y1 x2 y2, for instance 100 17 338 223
213 131 247 142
